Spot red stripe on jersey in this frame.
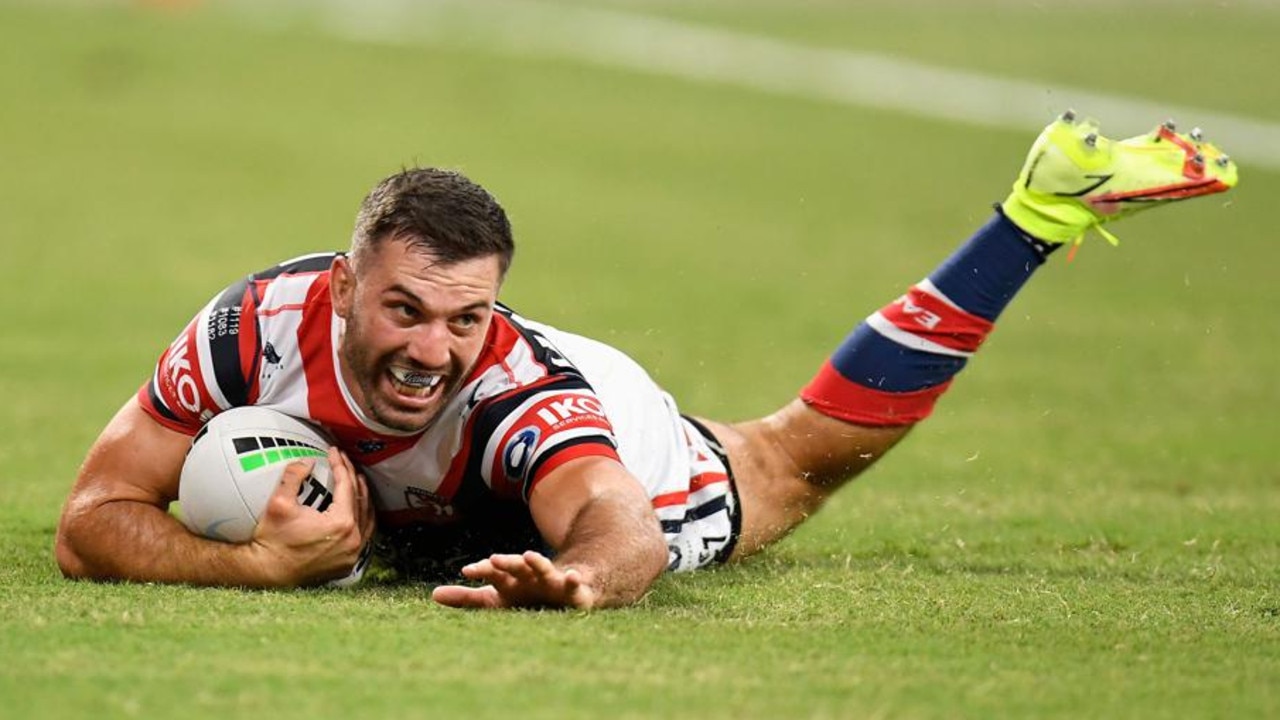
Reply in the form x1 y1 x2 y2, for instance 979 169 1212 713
801 360 951 426
652 490 690 509
880 286 994 353
525 443 621 497
299 274 350 427
689 471 728 493
465 313 522 387
428 400 490 505
258 302 307 318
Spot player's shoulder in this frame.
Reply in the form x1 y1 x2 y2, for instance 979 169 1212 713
467 304 609 432
249 252 341 283
200 252 341 316
488 303 585 380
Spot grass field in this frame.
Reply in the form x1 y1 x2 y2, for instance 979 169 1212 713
2 1 1277 717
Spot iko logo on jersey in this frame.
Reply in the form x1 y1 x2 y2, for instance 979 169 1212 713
534 396 606 428
163 332 202 415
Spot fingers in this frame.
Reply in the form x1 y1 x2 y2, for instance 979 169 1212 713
332 447 376 535
355 474 376 540
270 459 314 507
326 446 357 511
522 551 556 576
431 584 504 609
443 552 597 610
325 447 376 537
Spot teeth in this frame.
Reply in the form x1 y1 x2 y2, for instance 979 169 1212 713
389 367 442 390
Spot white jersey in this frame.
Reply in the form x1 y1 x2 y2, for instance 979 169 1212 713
140 254 737 574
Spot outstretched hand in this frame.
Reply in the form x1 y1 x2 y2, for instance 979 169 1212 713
432 551 600 610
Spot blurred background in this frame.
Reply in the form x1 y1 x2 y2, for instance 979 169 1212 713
0 1 1276 715
4 0 1278 554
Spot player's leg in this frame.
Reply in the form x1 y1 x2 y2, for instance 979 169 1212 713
708 112 1238 559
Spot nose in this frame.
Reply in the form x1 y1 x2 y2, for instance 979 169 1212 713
403 321 452 369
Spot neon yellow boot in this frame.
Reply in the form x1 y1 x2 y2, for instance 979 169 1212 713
1001 110 1238 248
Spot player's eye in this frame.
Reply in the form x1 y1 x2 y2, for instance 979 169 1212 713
389 303 419 321
452 313 478 330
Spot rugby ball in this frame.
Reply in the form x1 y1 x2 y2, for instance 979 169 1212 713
178 406 368 586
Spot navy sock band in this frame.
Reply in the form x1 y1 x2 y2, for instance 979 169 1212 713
929 212 1048 322
829 324 968 392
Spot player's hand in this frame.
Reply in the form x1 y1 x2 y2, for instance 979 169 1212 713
431 551 600 610
248 448 375 586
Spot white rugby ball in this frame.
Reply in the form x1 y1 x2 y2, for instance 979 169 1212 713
178 406 368 586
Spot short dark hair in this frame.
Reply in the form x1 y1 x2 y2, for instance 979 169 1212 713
349 167 514 275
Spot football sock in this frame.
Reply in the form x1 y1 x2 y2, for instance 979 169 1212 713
801 210 1056 426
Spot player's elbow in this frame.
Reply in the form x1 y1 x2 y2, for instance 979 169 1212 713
54 518 93 580
54 495 111 581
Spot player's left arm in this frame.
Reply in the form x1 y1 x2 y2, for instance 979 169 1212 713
431 456 667 610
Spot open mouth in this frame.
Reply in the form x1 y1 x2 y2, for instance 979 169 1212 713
387 366 444 400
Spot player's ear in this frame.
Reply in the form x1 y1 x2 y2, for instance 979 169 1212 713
331 255 356 319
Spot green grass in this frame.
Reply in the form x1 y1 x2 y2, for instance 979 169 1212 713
1 1 1276 718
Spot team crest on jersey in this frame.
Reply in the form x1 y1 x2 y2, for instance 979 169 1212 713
263 342 282 365
404 487 454 518
503 427 541 481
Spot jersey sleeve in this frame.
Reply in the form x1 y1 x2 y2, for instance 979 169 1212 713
136 276 258 435
470 375 622 502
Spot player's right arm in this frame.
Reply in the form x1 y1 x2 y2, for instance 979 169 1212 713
55 397 371 587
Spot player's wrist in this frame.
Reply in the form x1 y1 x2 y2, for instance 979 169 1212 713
232 539 298 588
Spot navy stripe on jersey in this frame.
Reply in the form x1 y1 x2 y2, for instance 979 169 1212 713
250 252 341 282
494 304 586 381
208 277 251 407
146 377 182 422
688 495 728 521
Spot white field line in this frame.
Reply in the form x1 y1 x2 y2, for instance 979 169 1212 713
225 0 1279 169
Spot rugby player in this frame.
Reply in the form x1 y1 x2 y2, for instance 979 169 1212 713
55 114 1237 609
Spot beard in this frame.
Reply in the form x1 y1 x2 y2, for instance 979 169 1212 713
338 311 457 433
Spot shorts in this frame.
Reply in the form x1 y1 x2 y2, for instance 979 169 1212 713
656 415 741 572
525 321 742 573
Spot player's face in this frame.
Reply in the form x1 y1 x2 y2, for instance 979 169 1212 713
332 239 502 433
